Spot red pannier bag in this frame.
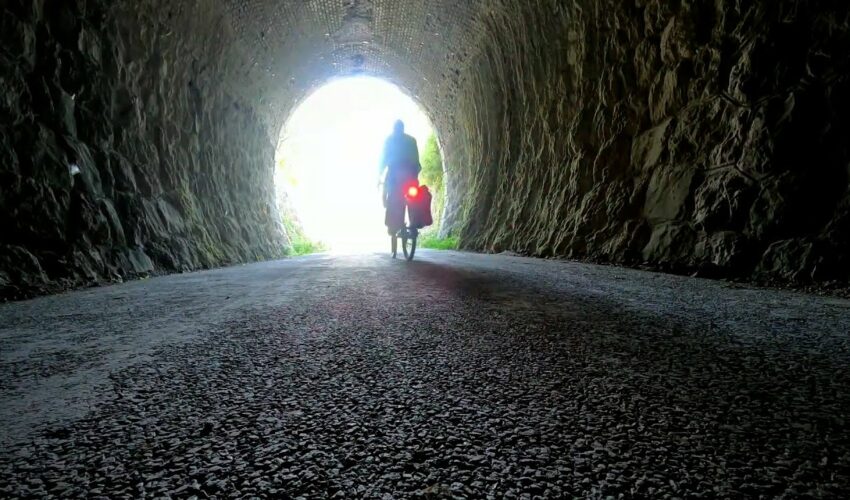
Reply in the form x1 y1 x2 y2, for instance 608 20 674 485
408 185 433 229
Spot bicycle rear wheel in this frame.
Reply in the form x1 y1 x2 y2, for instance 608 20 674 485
401 229 417 261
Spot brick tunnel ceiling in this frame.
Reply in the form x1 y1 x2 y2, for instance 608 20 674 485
222 0 489 126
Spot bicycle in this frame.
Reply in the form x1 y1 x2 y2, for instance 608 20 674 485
391 223 418 262
385 182 425 261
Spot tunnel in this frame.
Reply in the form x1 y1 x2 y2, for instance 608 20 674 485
1 0 849 298
3 2 850 496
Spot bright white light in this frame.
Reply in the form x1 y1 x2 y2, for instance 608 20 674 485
276 77 434 253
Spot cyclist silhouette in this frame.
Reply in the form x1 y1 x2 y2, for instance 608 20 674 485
379 120 420 234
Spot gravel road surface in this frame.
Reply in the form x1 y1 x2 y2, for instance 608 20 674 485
1 251 849 498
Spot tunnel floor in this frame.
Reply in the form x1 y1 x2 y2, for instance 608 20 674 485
1 252 849 497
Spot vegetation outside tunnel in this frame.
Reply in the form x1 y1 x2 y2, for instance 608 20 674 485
419 134 457 250
277 157 328 256
275 131 450 254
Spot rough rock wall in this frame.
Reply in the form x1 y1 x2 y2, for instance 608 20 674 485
445 0 850 283
0 0 285 299
3 0 849 298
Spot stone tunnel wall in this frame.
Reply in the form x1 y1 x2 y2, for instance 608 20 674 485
0 0 285 299
445 0 850 283
2 0 850 299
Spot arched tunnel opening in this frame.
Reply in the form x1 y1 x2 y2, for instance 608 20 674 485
274 76 443 253
2 0 849 298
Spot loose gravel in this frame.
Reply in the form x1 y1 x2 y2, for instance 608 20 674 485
1 251 849 498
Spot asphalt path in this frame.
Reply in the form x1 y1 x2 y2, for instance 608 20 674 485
1 251 849 498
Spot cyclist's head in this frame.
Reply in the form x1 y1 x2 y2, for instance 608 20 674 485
393 119 405 135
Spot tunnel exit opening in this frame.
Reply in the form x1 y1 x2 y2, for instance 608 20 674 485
274 77 445 254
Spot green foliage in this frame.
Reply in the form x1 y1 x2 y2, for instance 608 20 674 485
420 134 443 192
419 235 458 250
282 214 327 256
419 134 446 232
289 238 328 256
277 167 326 256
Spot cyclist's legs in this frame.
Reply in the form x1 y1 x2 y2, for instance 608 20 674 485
384 175 405 234
384 166 419 233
